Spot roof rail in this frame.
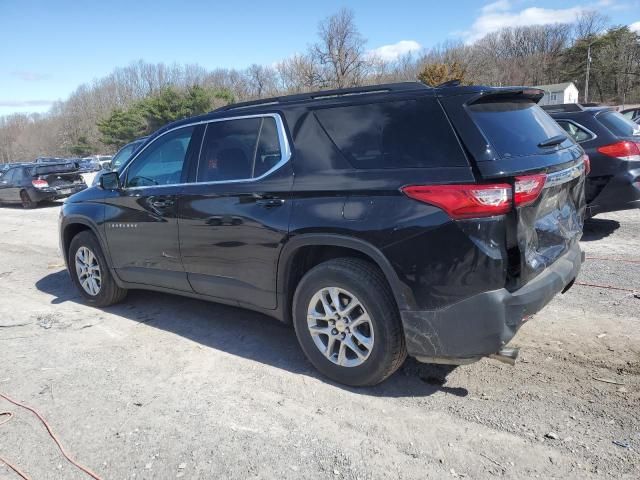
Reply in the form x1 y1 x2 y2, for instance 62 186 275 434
541 103 585 113
213 82 429 113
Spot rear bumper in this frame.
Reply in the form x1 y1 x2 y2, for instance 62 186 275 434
400 242 583 361
589 167 640 216
29 184 87 202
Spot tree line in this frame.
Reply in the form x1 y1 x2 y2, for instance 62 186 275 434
1 9 639 162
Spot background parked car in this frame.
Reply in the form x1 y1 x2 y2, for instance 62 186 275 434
0 161 87 208
544 103 640 217
621 107 640 124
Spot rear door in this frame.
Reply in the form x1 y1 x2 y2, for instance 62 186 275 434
103 124 204 291
178 114 293 310
441 91 587 287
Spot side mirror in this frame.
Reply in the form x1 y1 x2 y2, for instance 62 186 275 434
100 171 121 190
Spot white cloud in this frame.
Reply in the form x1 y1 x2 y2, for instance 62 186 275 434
368 40 422 61
461 1 613 43
482 0 511 14
630 21 640 33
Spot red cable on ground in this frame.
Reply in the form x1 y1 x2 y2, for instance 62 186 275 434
0 393 103 480
575 281 638 293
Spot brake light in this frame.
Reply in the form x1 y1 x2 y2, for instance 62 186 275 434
597 141 640 161
514 174 546 207
32 179 48 189
401 184 512 219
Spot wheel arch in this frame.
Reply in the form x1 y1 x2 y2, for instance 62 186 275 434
61 217 110 270
277 234 413 323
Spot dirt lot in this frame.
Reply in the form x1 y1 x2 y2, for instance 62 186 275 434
0 204 638 479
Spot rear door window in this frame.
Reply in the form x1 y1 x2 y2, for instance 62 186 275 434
556 121 594 143
597 111 640 138
468 99 573 158
314 98 468 169
196 116 283 182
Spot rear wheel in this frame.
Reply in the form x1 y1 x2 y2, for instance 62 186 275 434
68 231 127 307
20 190 37 209
293 258 406 386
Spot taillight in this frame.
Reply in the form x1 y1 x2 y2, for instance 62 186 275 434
597 141 640 161
514 174 546 207
401 184 512 219
32 179 48 189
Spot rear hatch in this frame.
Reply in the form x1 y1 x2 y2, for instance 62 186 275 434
439 88 587 289
31 163 86 193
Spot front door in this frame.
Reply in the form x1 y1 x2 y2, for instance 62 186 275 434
103 124 204 291
178 114 293 310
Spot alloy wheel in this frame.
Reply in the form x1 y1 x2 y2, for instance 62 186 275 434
306 287 374 367
75 246 101 296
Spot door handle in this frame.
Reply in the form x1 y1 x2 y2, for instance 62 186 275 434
256 198 284 208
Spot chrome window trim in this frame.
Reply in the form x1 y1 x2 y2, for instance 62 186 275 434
555 119 597 144
544 159 586 189
120 113 292 191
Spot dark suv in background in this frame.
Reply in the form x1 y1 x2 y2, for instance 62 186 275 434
59 82 587 386
544 104 640 216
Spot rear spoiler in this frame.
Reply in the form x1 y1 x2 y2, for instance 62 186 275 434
434 85 545 104
466 88 545 106
32 162 81 175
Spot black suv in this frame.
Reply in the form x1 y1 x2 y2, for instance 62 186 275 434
59 82 587 386
544 104 640 216
1 162 87 208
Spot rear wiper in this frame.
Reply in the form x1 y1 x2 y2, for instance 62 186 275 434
538 134 567 148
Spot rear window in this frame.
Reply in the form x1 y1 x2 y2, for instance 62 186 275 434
468 100 572 158
597 111 640 138
314 98 468 169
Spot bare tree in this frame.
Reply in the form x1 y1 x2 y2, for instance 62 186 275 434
311 8 370 88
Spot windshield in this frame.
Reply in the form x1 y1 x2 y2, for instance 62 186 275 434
111 144 136 168
597 111 640 138
468 100 573 158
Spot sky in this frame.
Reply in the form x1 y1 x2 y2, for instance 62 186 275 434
1 0 639 117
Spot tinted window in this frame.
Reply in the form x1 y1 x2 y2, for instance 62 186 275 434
2 169 16 183
469 100 572 157
556 121 593 143
315 99 468 169
196 116 283 182
126 126 195 187
597 111 640 138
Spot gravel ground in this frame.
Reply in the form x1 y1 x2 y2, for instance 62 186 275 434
0 203 638 480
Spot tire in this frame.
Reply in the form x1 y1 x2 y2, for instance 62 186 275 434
20 190 37 209
68 230 127 307
293 257 407 386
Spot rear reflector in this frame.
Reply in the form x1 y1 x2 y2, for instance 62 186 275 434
597 141 640 161
32 179 49 189
401 184 512 219
582 154 591 175
514 174 546 207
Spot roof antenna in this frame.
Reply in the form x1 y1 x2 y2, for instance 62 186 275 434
436 79 461 88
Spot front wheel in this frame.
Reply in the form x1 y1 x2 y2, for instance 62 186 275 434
68 231 127 307
293 258 406 386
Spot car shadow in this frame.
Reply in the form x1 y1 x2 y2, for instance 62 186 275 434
35 270 468 399
582 217 621 242
0 201 63 210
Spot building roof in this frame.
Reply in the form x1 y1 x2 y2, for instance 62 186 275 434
534 82 576 93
